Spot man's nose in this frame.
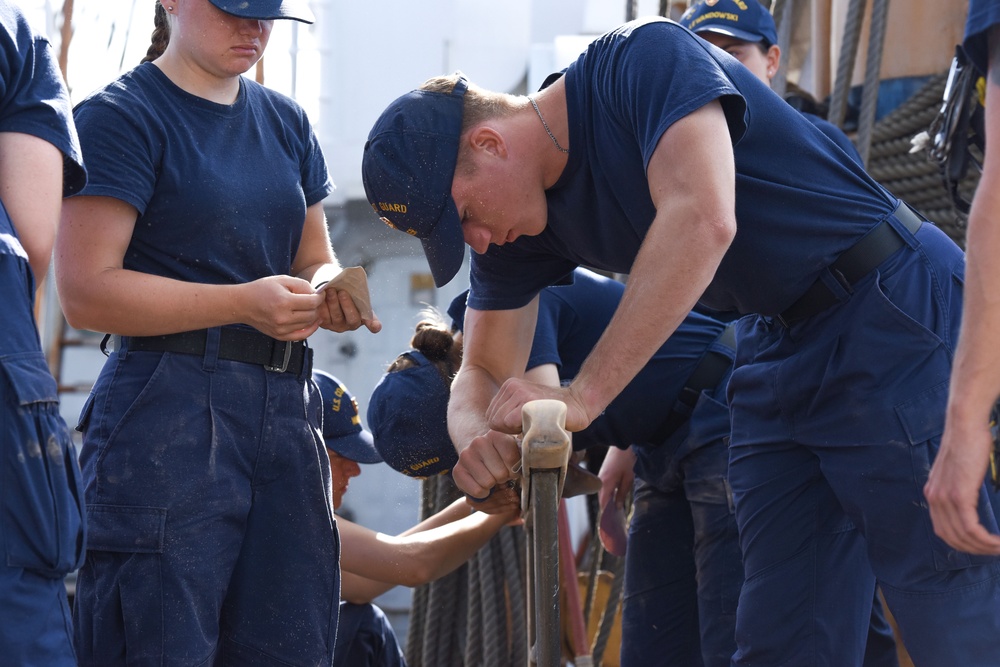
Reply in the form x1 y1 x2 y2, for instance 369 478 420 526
463 225 490 254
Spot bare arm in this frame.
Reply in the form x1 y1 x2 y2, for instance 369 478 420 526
0 132 63 279
522 362 560 387
55 196 327 339
338 499 517 604
448 299 539 501
925 25 1000 555
487 100 737 434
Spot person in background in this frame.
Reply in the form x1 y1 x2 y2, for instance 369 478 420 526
450 268 897 667
0 1 87 663
55 0 380 663
313 369 516 667
679 0 863 164
449 269 741 667
924 0 1000 555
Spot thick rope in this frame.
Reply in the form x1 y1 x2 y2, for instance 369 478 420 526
480 537 508 665
582 517 602 626
407 473 532 667
866 72 976 247
769 0 793 98
855 0 891 166
500 526 528 665
403 477 437 666
828 0 866 128
591 553 625 665
465 553 484 665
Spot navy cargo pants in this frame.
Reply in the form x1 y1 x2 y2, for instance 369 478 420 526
73 331 340 666
0 205 85 666
729 217 1000 665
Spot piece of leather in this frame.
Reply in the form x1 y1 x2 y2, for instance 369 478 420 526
312 266 374 321
562 464 603 498
599 496 628 557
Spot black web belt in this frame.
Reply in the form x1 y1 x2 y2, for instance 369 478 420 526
652 323 737 444
118 328 307 374
777 201 924 327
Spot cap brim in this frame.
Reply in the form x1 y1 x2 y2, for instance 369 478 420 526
420 197 467 288
326 428 382 464
210 0 315 23
693 25 767 43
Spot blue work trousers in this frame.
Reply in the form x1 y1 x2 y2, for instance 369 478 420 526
622 385 741 667
0 236 85 666
728 219 1000 666
73 334 340 666
624 423 899 667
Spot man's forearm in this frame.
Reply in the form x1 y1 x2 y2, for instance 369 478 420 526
573 212 733 420
448 365 503 453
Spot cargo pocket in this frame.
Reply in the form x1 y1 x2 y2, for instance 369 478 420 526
85 504 166 554
895 381 997 570
0 352 86 576
78 505 167 659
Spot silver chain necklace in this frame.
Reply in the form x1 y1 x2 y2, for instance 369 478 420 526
529 96 569 154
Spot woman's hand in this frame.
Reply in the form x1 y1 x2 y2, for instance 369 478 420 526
240 275 324 340
320 286 382 333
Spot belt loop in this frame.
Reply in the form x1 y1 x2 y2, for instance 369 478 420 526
119 335 129 360
889 201 924 249
299 346 313 380
203 327 221 372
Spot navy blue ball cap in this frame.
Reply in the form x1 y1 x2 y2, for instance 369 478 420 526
208 0 315 23
367 351 459 479
680 0 778 47
362 76 469 288
313 370 382 464
447 290 470 333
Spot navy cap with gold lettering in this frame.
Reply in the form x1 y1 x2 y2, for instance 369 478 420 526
313 370 382 464
367 351 459 479
680 0 778 48
362 76 469 288
208 0 315 23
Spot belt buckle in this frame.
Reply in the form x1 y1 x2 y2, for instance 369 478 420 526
265 340 293 373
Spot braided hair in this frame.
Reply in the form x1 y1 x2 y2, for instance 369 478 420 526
141 2 169 64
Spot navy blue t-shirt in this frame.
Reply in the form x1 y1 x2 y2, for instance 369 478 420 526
72 63 333 285
468 18 896 317
804 113 862 165
965 0 1000 75
0 2 85 198
527 268 729 450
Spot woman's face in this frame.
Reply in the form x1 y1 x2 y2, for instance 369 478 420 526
327 450 362 510
699 32 780 87
167 0 274 78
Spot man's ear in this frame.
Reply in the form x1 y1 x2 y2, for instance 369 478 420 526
468 126 507 158
766 44 782 77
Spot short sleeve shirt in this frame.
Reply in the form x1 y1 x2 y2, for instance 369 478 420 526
0 2 85 200
468 18 895 317
527 269 728 449
72 63 333 284
964 0 1000 75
